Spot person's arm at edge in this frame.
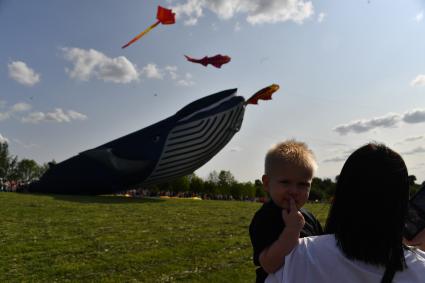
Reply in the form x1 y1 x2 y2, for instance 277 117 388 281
404 228 425 251
259 198 304 274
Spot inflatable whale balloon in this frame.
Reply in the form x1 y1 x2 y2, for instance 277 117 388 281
27 86 279 195
28 89 243 194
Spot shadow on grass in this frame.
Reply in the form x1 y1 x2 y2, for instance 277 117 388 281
22 192 165 204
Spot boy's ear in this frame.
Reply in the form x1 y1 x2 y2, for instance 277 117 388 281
262 174 269 192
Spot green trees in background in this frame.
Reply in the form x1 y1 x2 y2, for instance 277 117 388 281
0 142 17 182
308 175 421 202
15 159 43 183
144 172 422 202
309 177 336 202
409 176 421 197
145 170 330 201
0 142 48 184
189 174 204 194
145 170 260 200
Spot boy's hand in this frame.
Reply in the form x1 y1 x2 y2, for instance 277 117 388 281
282 197 305 232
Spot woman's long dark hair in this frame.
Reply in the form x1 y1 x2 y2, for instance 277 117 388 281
325 143 409 283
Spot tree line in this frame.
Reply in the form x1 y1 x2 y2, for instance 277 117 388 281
133 171 422 202
0 141 422 200
134 170 267 201
0 142 51 190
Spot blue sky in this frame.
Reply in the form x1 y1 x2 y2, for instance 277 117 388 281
2 0 425 183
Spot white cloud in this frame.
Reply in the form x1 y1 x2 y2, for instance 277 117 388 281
62 47 139 83
185 17 199 26
318 12 326 23
0 101 86 124
402 146 425 155
403 135 425 143
334 113 401 135
12 139 38 149
97 57 139 83
415 11 423 22
67 110 87 121
10 102 31 113
22 108 87 124
44 108 73 122
165 66 178 80
410 74 425 87
172 0 314 25
162 66 194 86
177 73 195 86
403 109 425 124
138 64 194 85
172 0 203 26
141 64 164 79
334 108 425 135
0 133 8 144
0 102 32 122
8 61 40 86
395 135 425 145
234 21 241 31
62 49 192 85
322 156 347 163
0 112 10 121
21 112 44 123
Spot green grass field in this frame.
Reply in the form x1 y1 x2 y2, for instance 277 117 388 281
0 193 329 282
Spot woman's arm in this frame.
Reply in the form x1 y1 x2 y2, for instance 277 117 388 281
404 228 425 251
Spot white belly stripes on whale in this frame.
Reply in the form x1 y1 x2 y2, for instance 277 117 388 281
142 104 244 185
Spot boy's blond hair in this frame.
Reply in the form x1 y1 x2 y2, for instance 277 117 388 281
264 139 318 175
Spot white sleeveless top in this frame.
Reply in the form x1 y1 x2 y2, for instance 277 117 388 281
266 234 425 283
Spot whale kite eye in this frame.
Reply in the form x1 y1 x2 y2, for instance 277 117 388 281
153 136 160 142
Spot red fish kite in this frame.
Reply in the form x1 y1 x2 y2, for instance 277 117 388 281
184 54 231 68
245 84 280 105
122 6 175 49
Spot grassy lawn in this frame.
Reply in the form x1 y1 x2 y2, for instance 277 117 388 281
0 193 329 282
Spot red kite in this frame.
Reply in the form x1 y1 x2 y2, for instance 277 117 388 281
184 54 231 68
122 6 175 49
246 84 280 105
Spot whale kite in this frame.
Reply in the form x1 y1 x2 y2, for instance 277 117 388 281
27 86 279 195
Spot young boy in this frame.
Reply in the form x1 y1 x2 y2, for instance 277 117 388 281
249 140 323 283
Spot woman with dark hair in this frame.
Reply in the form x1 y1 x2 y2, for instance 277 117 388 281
265 143 425 283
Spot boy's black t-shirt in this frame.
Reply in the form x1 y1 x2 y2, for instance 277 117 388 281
249 200 323 283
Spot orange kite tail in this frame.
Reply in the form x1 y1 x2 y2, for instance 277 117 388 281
245 84 280 105
122 21 161 49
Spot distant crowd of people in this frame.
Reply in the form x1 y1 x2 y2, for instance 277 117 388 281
117 188 268 202
0 179 27 192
